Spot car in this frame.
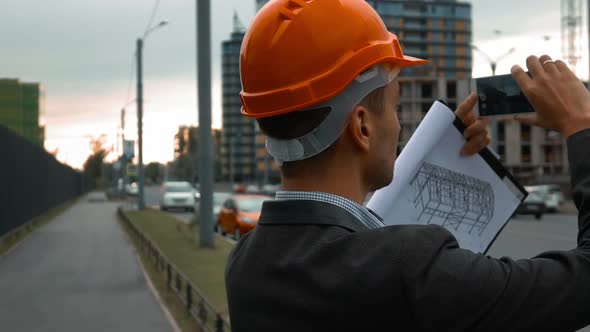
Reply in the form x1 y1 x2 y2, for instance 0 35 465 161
246 184 260 194
525 185 564 213
218 194 270 240
125 182 139 196
516 191 547 220
212 192 233 231
261 184 280 196
160 181 197 212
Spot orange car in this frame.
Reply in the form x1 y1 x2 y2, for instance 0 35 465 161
218 194 270 240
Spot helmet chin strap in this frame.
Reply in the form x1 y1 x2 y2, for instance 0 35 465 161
266 64 400 164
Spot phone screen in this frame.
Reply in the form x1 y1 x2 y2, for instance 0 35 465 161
475 73 534 116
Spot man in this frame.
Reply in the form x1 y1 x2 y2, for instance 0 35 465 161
226 0 590 331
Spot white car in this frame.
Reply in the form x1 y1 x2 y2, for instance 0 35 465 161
160 181 197 212
125 182 139 196
525 185 564 213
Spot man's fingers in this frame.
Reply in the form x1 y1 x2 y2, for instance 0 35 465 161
511 64 532 91
464 119 489 139
539 54 560 76
555 60 570 73
455 93 478 120
461 133 490 156
526 55 545 79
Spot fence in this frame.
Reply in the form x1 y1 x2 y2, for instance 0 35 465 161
118 207 231 332
0 125 91 238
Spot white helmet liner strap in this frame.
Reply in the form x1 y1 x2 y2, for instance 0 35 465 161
266 64 399 163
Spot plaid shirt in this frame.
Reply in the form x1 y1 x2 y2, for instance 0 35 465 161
275 191 385 230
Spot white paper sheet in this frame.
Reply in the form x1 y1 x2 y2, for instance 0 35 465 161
367 101 524 253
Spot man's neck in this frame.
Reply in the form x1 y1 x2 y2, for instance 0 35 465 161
281 176 368 205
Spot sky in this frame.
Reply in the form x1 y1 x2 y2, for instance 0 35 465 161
0 0 586 169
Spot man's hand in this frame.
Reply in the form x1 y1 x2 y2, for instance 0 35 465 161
455 93 491 156
512 55 590 138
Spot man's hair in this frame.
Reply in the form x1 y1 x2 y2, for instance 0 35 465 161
257 86 387 177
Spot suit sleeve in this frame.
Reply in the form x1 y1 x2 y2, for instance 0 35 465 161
402 129 590 332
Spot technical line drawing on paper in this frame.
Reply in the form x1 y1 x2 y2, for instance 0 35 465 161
410 162 495 236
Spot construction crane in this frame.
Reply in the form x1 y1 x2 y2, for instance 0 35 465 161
561 0 584 74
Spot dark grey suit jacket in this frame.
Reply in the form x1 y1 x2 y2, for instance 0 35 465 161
226 129 590 332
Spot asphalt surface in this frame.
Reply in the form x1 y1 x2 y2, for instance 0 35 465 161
488 213 580 259
0 192 173 332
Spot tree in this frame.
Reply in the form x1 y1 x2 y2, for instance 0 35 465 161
145 162 163 184
173 154 194 182
83 134 112 187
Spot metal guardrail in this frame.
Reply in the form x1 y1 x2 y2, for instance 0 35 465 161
117 207 231 332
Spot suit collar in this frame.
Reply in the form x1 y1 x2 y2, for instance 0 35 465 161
259 200 369 232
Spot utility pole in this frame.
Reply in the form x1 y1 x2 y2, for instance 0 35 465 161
197 0 215 247
136 38 146 210
121 108 126 195
229 136 235 189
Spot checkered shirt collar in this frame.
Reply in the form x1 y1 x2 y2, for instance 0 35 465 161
274 191 385 230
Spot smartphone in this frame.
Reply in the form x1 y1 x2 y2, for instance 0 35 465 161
475 73 534 117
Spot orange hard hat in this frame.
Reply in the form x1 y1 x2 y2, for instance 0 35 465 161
240 0 428 119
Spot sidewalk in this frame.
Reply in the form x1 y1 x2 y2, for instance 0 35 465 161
0 192 174 332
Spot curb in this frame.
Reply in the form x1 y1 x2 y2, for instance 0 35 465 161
133 251 183 332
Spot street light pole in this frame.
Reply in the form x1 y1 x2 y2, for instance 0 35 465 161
136 38 145 210
197 0 215 248
472 45 516 152
135 21 168 211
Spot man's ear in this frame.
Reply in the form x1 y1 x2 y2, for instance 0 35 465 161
347 105 371 153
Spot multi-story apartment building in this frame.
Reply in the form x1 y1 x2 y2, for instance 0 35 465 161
220 17 259 183
368 0 472 78
173 126 222 182
0 79 45 146
398 77 470 148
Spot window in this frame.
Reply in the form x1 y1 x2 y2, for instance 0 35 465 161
498 122 506 142
377 2 403 15
522 145 531 163
521 124 531 141
421 84 433 98
456 6 471 19
498 145 506 159
446 82 457 98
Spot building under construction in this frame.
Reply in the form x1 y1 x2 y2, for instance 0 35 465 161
0 79 45 146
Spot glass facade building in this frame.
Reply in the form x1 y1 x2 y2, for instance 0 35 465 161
221 29 258 182
367 0 472 78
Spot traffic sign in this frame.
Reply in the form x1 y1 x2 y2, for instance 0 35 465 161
123 140 135 160
126 164 138 177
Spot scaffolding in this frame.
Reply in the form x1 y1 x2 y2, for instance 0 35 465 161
561 0 584 74
410 163 495 236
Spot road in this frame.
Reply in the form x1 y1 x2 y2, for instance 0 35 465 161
488 213 580 259
0 192 173 332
